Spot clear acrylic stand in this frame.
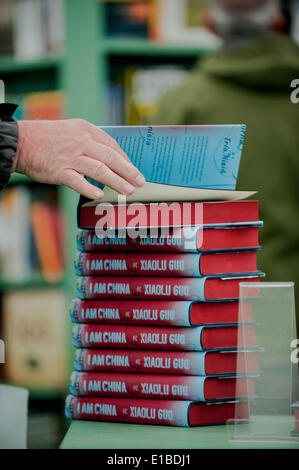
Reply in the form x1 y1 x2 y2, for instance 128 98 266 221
0 79 4 103
0 384 28 449
227 282 299 445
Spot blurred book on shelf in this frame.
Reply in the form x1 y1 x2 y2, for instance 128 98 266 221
102 0 220 48
1 289 68 391
103 0 151 38
45 0 65 54
0 185 32 281
124 65 189 124
6 90 65 120
30 199 64 283
23 90 65 120
151 0 221 47
291 0 299 45
0 0 14 56
13 0 46 59
0 0 64 59
107 65 189 125
0 185 65 283
106 83 125 126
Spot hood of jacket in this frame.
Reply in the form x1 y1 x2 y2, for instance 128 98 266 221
199 33 299 91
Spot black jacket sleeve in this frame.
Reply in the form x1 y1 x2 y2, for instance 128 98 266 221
0 103 18 191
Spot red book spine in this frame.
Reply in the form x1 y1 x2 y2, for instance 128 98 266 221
74 349 260 376
293 403 299 433
77 226 261 253
72 324 257 351
76 275 262 301
70 299 252 326
293 405 299 420
78 200 259 229
75 251 258 277
70 371 255 401
65 395 249 427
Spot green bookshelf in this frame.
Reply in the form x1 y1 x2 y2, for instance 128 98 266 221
0 273 63 292
29 389 65 400
8 174 33 185
0 0 213 402
101 37 212 57
0 54 62 74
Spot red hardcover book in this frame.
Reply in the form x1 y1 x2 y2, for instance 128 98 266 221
76 275 262 301
74 348 259 376
70 299 252 326
72 324 256 351
292 403 299 420
65 395 249 427
75 251 258 277
292 403 299 434
70 371 256 401
30 201 64 282
77 225 261 253
78 200 259 229
292 401 299 432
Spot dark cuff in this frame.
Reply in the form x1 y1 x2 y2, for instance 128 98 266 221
0 103 19 190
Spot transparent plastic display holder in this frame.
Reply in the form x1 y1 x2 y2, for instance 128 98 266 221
0 384 28 449
227 282 299 445
0 79 4 104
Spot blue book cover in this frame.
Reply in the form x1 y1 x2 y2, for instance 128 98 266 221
95 125 246 190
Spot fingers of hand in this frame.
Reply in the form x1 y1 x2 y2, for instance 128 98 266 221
83 141 145 188
85 122 131 162
63 169 104 200
74 156 137 196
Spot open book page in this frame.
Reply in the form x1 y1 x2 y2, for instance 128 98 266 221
83 182 256 206
97 125 246 190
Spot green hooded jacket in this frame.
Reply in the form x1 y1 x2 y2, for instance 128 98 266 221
153 33 299 310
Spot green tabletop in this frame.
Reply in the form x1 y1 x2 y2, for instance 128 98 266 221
60 416 299 449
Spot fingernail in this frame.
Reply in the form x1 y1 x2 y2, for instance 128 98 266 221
121 183 135 195
94 190 104 199
135 175 145 186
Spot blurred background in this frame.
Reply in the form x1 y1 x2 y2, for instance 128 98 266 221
0 0 298 449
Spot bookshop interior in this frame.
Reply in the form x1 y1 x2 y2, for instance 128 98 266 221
0 0 299 451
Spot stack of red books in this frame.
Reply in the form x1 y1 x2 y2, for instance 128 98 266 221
65 199 263 427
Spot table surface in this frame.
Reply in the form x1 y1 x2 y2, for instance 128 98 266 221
60 416 299 449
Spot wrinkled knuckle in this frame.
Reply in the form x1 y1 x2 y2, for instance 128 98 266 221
104 148 116 166
81 133 91 148
72 118 86 129
93 161 107 179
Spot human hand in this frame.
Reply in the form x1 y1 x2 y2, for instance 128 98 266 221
13 119 145 199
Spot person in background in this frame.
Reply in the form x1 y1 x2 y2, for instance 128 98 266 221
0 103 145 197
153 0 299 309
